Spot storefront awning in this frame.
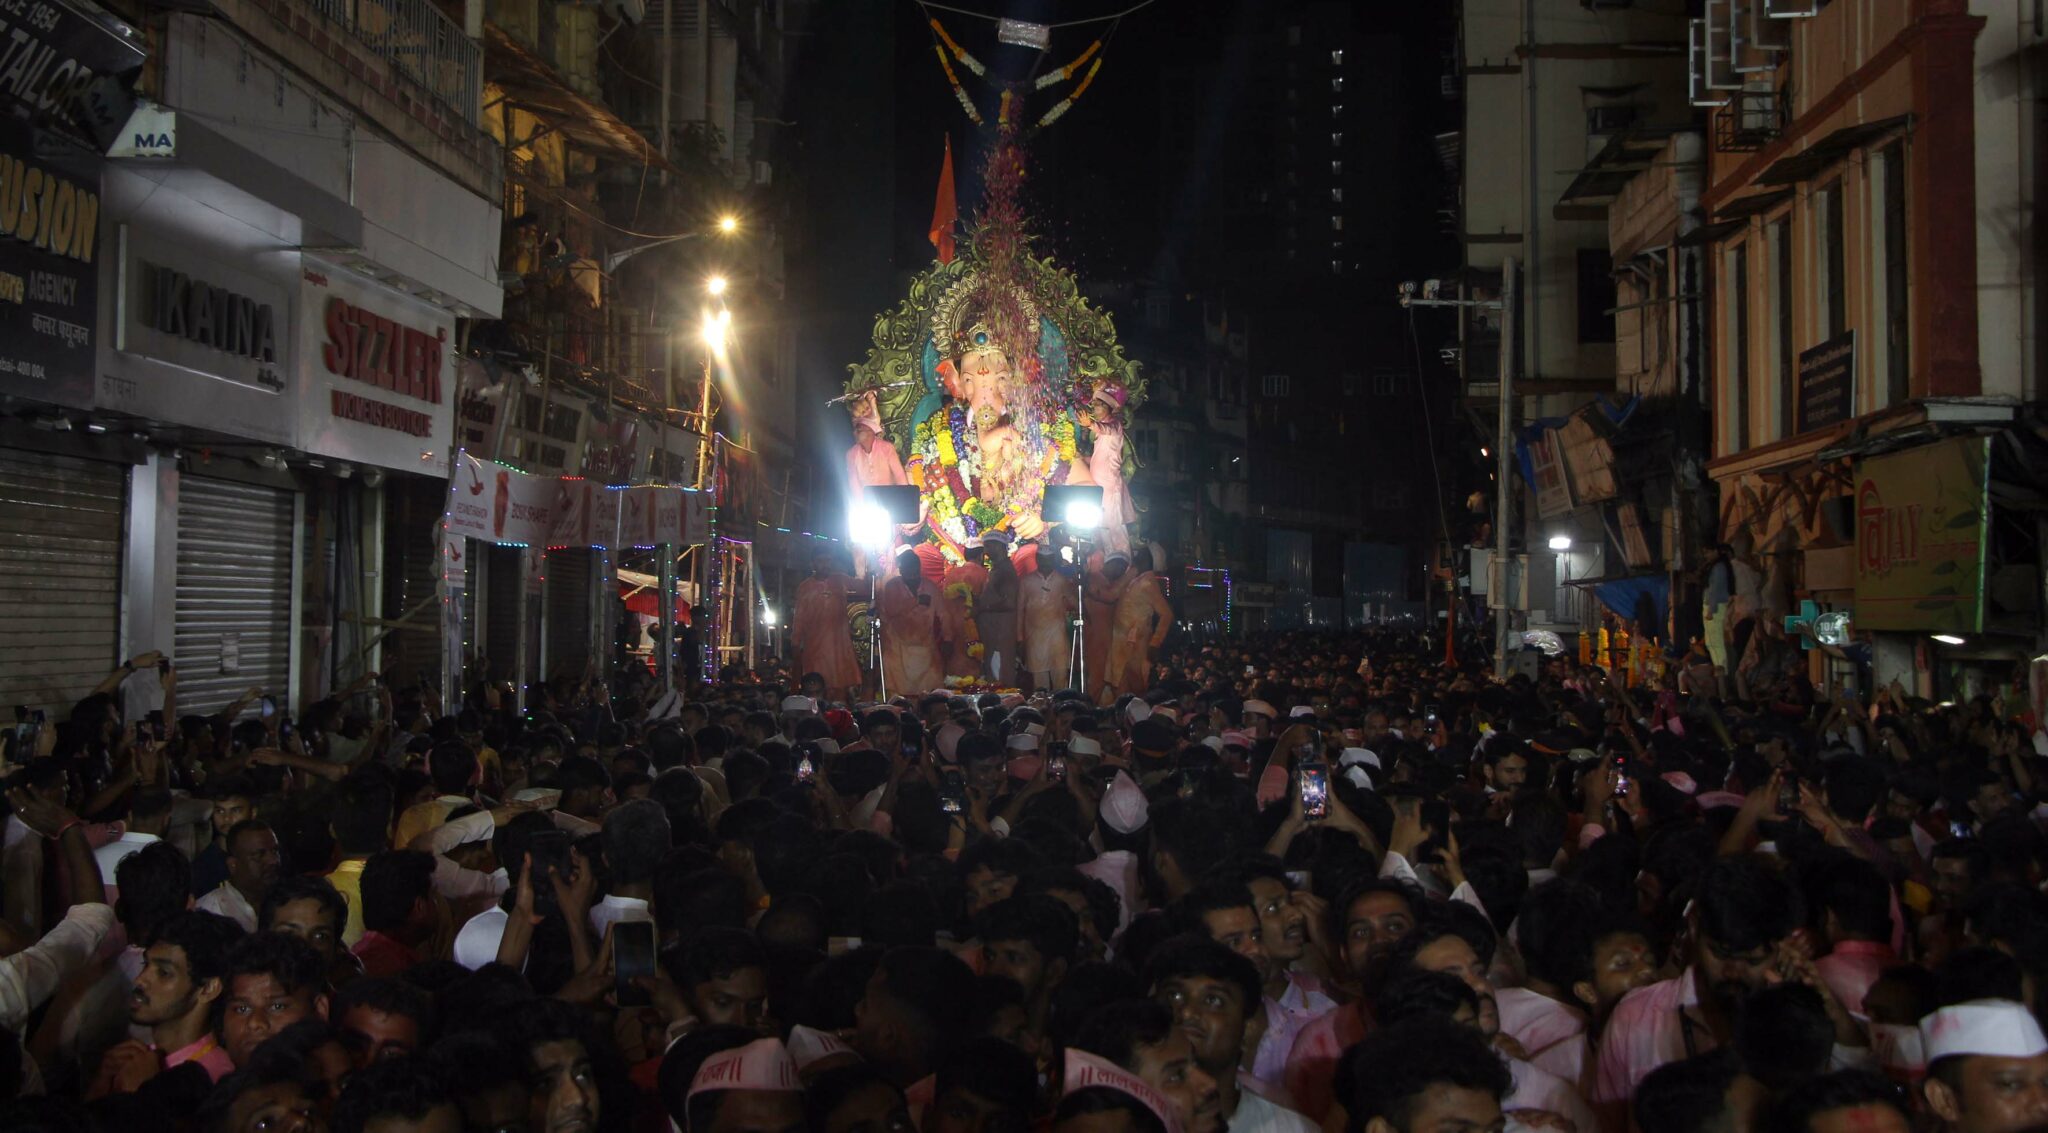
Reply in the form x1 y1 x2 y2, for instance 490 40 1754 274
1713 188 1793 222
1675 218 1746 247
1756 116 1910 186
1555 126 1689 219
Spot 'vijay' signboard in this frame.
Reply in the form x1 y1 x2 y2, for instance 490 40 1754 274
1854 435 1990 634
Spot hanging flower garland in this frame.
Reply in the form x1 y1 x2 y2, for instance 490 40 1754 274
922 9 1115 137
1035 39 1103 90
929 17 987 78
1037 58 1104 129
932 42 982 124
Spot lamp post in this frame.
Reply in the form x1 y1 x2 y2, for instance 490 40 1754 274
603 214 740 275
693 286 734 687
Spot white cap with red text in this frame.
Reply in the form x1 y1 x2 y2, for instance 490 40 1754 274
1921 1000 2048 1063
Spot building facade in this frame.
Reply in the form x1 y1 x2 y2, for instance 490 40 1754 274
1696 0 2039 693
0 0 797 720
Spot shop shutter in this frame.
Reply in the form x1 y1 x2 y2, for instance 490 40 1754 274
545 548 591 681
483 545 521 684
0 449 126 717
381 482 445 688
175 476 295 717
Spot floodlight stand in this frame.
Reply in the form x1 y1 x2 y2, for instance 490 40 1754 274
870 573 888 702
1067 534 1093 697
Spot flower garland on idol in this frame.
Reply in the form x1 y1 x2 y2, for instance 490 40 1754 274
906 391 1082 561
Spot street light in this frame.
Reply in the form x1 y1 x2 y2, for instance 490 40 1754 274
1547 535 1572 551
602 215 742 274
700 308 732 350
707 275 729 297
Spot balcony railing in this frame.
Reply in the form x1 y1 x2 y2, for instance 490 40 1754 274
309 0 482 125
1716 86 1785 153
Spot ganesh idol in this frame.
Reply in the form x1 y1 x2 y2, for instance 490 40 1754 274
904 302 1077 558
845 240 1142 570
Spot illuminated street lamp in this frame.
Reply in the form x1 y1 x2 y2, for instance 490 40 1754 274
700 307 733 350
603 215 742 274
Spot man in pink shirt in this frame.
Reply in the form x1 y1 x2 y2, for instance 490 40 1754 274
1595 856 1860 1123
92 910 243 1097
1504 880 1661 1088
1810 857 1896 1016
1286 879 1422 1119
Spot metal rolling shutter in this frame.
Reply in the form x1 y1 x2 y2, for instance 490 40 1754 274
0 449 126 717
545 548 591 681
175 476 295 716
381 483 444 686
483 545 521 684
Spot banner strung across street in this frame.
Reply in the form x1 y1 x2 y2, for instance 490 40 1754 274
443 450 709 549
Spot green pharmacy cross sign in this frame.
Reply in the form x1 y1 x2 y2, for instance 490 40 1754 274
1783 601 1852 651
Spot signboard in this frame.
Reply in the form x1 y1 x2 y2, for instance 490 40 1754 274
1557 409 1618 502
1854 435 1989 634
439 523 467 591
453 358 507 459
591 485 621 547
0 0 146 147
117 227 289 395
648 424 700 486
717 438 761 532
682 488 708 544
0 121 98 406
1797 330 1854 434
296 259 457 473
446 454 709 550
445 451 559 547
582 412 646 483
1530 427 1573 519
501 385 589 475
621 484 685 546
547 478 591 547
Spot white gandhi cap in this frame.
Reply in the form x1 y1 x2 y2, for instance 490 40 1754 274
1921 1000 2048 1063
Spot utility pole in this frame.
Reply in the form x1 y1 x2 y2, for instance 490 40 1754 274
1396 266 1516 676
1495 258 1516 680
659 0 672 183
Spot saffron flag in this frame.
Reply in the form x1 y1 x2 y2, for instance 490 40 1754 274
929 134 958 265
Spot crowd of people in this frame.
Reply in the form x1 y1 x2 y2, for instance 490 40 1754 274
0 625 2044 1133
